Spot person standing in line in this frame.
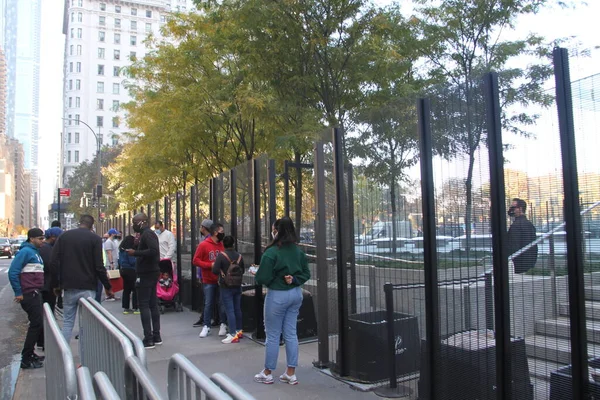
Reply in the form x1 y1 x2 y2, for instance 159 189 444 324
154 220 176 261
507 198 538 274
253 217 311 385
213 235 245 344
50 215 113 343
126 213 162 349
103 229 120 270
192 219 214 327
50 220 61 228
193 223 226 338
9 228 47 369
119 235 139 314
39 227 63 314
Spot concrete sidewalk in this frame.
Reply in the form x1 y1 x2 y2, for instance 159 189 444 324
13 300 380 399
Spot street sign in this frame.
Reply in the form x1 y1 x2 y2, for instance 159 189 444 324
64 213 74 218
59 188 71 197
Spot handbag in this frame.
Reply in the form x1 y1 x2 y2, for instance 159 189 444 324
107 269 121 279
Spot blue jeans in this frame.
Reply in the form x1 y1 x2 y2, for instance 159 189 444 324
220 286 242 333
203 284 226 327
264 287 303 370
62 289 96 343
95 280 103 302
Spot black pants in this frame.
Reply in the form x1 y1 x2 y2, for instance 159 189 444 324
121 269 138 309
42 290 56 314
20 291 43 359
137 275 160 341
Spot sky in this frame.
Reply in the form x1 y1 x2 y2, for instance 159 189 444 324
36 0 600 225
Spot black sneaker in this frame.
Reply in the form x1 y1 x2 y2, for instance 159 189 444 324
143 339 155 349
153 335 163 345
192 317 203 327
31 353 45 362
21 358 43 369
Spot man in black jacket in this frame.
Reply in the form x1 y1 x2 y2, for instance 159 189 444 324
39 227 62 314
507 198 538 274
50 214 113 342
126 213 161 348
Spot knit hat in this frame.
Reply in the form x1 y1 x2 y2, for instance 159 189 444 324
45 227 63 238
27 228 45 241
201 219 213 229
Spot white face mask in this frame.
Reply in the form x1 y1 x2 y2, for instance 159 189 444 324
271 231 277 239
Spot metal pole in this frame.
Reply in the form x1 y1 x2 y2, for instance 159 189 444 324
268 160 277 229
57 188 61 227
417 98 440 400
155 200 159 224
346 164 357 315
209 178 215 221
284 160 290 217
554 47 588 399
332 127 349 376
485 72 512 400
253 159 265 340
191 186 198 311
164 196 169 230
485 272 494 330
176 192 183 305
313 141 330 368
230 169 237 246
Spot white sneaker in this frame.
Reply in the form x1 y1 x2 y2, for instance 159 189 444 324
254 370 274 384
218 323 228 336
221 334 239 344
279 373 298 385
199 326 210 338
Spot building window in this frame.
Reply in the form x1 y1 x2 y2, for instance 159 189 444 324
76 79 81 90
70 28 74 38
99 16 105 26
75 132 80 143
98 64 104 75
112 100 120 111
114 33 120 44
76 97 80 107
130 35 137 46
146 10 152 18
98 48 105 59
113 66 120 76
161 15 166 23
75 114 80 125
76 62 81 72
115 18 121 28
97 116 104 127
75 151 79 163
78 12 82 22
115 5 121 13
100 3 106 11
112 116 120 128
77 45 82 55
69 62 73 72
145 23 151 33
129 51 136 61
97 99 104 110
113 83 120 94
68 97 73 107
67 151 71 163
97 82 104 93
114 50 120 60
68 132 72 143
112 135 119 146
77 28 82 39
69 45 73 55
69 80 73 90
131 20 137 30
131 8 137 16
71 12 74 22
98 31 105 42
68 115 72 125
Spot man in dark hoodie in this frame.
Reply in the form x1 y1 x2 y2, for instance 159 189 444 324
9 228 46 369
507 198 538 274
126 213 161 349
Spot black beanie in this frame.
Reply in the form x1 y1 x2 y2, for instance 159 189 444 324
27 228 45 241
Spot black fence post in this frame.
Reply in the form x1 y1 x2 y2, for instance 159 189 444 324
155 200 159 225
253 159 265 340
164 196 170 230
484 272 494 331
230 169 237 248
284 160 290 217
268 160 277 229
190 186 198 311
417 97 440 400
175 192 182 304
554 47 589 399
346 164 357 315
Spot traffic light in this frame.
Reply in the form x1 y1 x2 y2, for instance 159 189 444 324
96 184 103 198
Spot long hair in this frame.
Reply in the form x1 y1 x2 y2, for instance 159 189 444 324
266 217 297 249
119 235 136 252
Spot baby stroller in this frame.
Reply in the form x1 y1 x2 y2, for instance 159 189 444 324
157 259 183 313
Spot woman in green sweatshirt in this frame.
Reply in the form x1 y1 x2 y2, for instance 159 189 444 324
254 217 311 386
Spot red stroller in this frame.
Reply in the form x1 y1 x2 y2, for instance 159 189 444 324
157 259 183 313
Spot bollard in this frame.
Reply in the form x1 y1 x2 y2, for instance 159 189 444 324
485 272 494 331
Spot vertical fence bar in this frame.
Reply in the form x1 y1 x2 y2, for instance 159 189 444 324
155 200 159 224
253 159 265 340
209 178 215 221
554 47 588 399
191 186 198 311
284 160 290 217
147 204 152 222
230 169 237 246
164 196 170 230
332 127 349 376
346 164 357 315
268 160 277 228
485 72 512 400
176 192 183 304
418 98 440 400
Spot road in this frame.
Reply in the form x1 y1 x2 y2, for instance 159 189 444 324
0 256 28 400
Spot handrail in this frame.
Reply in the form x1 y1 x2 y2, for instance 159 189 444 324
77 367 97 400
43 303 78 400
94 371 122 400
87 297 147 367
210 373 256 400
168 353 233 400
124 356 164 400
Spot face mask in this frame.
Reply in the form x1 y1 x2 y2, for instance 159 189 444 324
271 231 277 239
217 232 225 242
133 221 144 233
508 206 516 217
155 229 161 234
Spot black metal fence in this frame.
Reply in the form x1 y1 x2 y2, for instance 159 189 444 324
103 48 599 399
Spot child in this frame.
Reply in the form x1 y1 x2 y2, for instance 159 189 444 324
159 272 172 288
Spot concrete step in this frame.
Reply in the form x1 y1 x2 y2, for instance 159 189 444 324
585 286 600 301
559 301 600 321
535 317 600 343
527 358 567 381
526 335 600 364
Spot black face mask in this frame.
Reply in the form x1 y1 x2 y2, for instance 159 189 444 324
217 232 225 242
133 221 144 233
508 206 516 217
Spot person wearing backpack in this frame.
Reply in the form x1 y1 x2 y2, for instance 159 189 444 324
212 235 245 344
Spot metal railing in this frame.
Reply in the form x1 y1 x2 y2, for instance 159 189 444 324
125 356 164 400
94 371 122 400
210 373 255 400
168 353 234 400
77 366 122 400
77 367 97 400
78 297 134 398
43 303 78 400
88 297 147 367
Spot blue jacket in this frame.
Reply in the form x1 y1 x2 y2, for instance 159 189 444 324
118 249 137 270
9 242 44 296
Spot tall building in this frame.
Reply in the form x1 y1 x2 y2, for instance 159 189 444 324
61 0 195 184
0 134 15 236
0 47 6 133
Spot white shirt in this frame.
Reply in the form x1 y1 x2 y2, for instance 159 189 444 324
103 238 118 267
156 229 176 260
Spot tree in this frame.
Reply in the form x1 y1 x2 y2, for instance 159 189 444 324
417 0 555 253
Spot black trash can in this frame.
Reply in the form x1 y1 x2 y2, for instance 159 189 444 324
550 356 600 400
345 311 420 382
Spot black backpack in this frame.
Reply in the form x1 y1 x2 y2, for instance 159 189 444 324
220 252 243 287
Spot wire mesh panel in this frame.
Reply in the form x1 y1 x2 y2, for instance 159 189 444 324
217 172 232 235
234 161 255 281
